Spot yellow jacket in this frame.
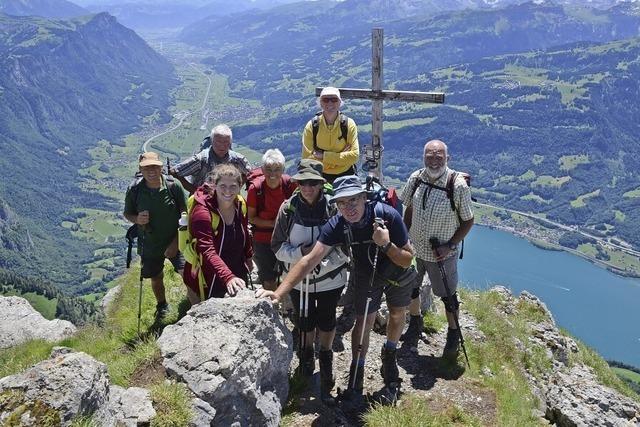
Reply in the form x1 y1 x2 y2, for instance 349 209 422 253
302 113 359 175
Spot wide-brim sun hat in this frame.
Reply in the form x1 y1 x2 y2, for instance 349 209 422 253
292 159 326 182
328 175 366 203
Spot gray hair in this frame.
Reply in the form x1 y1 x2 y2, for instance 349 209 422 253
424 139 449 156
262 148 285 167
211 124 232 140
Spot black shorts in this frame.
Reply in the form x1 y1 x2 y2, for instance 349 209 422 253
141 253 184 279
253 241 278 282
290 286 344 333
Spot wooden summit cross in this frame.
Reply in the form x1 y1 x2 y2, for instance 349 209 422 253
316 28 445 183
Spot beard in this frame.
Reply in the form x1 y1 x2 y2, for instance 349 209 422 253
426 164 447 179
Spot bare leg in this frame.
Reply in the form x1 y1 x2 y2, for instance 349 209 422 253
350 312 376 361
150 272 166 304
318 328 336 351
386 306 407 342
186 287 200 305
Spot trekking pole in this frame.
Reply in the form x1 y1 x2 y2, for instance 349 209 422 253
246 261 254 290
429 237 470 367
351 245 380 389
137 229 145 336
298 275 309 374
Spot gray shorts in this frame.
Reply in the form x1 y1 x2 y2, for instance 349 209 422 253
417 256 458 297
253 241 278 282
352 270 412 315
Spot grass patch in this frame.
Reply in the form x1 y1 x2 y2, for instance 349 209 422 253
150 381 193 427
612 367 640 384
623 187 640 198
423 310 447 334
0 340 54 379
364 395 482 426
0 288 57 319
570 189 600 208
559 154 589 171
461 290 549 426
531 175 571 188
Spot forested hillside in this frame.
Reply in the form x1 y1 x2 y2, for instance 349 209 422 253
179 1 640 247
0 12 178 292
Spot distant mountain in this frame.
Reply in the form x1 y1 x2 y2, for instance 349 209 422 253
0 0 88 18
0 12 177 292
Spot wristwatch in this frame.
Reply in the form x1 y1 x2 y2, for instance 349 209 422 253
447 240 457 250
380 241 392 254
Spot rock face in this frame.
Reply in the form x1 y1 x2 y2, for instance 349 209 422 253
0 347 109 425
491 287 640 427
0 296 76 349
96 385 157 427
158 290 293 427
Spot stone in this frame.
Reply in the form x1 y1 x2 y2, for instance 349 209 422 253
544 364 640 426
157 290 293 427
190 397 216 427
0 348 109 425
101 285 121 313
0 296 76 349
96 385 156 427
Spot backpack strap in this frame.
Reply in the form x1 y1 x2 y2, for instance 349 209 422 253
312 112 349 152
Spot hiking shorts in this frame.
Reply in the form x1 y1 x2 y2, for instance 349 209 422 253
290 286 344 332
422 256 458 297
253 241 278 282
141 253 185 279
352 270 412 315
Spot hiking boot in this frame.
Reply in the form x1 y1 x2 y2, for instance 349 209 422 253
345 361 364 396
319 350 335 405
368 384 400 406
298 346 315 377
155 302 170 319
380 345 400 388
443 328 461 357
400 314 423 348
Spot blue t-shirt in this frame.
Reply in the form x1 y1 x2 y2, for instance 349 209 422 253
318 202 409 275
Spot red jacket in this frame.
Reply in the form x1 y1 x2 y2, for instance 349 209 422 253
183 187 253 298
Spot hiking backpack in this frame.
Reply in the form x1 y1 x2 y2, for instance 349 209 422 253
178 194 248 300
246 167 296 231
125 173 185 268
407 169 475 259
311 111 349 153
364 175 403 216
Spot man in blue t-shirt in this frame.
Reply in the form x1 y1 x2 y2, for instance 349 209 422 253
257 175 416 404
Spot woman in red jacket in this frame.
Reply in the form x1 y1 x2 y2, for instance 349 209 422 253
184 164 253 303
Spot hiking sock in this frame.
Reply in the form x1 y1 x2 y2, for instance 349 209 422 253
384 340 397 350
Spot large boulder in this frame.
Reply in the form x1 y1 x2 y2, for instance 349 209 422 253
96 385 156 427
0 296 76 349
0 347 109 425
158 290 292 427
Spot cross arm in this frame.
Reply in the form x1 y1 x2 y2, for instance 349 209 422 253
315 87 444 104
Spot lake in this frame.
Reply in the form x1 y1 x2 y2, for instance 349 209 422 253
458 225 640 368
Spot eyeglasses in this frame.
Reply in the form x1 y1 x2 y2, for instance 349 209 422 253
298 180 323 187
322 97 340 103
336 196 361 210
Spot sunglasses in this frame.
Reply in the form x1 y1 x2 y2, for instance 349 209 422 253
298 180 323 187
322 97 340 103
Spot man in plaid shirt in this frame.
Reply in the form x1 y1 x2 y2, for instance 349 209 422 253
170 124 250 193
399 139 474 357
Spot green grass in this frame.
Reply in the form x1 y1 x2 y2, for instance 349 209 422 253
613 367 640 384
0 264 192 424
570 189 600 208
559 154 590 171
623 187 640 198
531 175 571 188
364 395 482 426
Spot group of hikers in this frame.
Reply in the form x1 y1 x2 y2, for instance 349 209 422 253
124 87 474 406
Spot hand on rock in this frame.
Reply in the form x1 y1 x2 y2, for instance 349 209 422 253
255 289 280 304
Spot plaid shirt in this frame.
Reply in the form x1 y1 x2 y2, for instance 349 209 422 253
173 148 250 188
399 167 473 262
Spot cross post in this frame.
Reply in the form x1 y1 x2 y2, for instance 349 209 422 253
316 28 445 183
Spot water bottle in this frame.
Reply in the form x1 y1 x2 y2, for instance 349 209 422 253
178 212 188 252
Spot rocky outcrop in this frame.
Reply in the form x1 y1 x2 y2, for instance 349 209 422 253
0 296 76 349
0 347 109 425
158 290 293 427
95 385 156 427
100 285 121 313
491 287 640 427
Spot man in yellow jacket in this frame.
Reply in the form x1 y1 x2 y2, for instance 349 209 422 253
302 87 359 183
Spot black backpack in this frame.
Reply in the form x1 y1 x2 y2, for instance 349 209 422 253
124 174 184 268
311 112 349 152
407 169 475 259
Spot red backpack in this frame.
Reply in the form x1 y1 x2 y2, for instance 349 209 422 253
246 167 295 212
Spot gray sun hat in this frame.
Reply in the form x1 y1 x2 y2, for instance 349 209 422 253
292 159 326 182
328 175 366 203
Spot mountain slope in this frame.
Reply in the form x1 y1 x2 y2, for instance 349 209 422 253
0 12 177 292
0 0 88 18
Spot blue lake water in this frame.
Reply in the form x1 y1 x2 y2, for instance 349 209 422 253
458 225 640 368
